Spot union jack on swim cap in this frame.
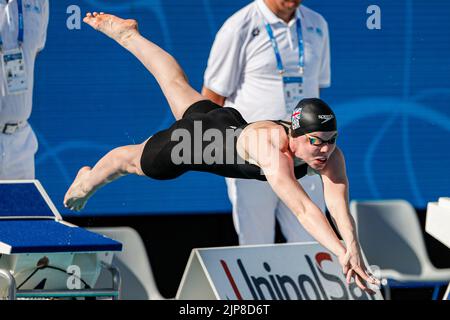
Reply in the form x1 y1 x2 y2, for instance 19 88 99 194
290 98 337 137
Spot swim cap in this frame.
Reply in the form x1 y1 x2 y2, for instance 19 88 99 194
290 98 337 137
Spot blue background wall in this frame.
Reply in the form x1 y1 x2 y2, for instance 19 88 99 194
31 0 450 216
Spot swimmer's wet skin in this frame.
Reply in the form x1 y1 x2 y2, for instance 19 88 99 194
63 12 380 294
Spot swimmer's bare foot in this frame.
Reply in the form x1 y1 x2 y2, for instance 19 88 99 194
64 166 95 212
83 12 139 47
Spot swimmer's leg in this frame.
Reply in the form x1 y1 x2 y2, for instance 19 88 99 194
63 139 149 211
83 12 204 120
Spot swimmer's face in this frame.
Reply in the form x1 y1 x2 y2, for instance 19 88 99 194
290 131 337 170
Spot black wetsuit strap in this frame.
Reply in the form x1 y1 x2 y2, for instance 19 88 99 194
276 120 292 126
271 120 291 135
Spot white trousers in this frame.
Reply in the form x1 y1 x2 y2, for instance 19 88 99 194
0 123 37 179
226 174 326 245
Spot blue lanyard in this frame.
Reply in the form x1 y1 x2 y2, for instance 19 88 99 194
264 17 304 75
0 0 24 49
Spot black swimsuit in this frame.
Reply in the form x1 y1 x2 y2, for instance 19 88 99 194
140 100 309 181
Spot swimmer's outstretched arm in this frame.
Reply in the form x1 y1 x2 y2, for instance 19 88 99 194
242 133 378 294
243 133 344 255
320 148 380 292
83 12 204 120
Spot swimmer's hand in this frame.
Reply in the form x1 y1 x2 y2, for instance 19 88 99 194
83 12 139 47
338 246 381 295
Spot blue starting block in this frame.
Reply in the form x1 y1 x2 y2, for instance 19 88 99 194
0 180 122 300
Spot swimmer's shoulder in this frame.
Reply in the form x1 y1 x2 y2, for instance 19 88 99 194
241 121 288 135
238 121 290 150
236 121 290 166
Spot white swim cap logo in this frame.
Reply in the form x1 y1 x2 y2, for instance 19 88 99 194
318 114 334 124
291 108 302 129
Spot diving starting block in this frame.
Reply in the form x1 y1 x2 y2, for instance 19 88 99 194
0 180 122 300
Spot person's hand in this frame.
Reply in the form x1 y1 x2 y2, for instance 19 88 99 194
338 246 380 295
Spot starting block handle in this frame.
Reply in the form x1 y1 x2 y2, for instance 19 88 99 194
0 263 121 300
104 262 122 301
0 269 16 300
16 289 119 299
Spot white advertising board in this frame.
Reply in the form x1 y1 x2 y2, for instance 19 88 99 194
176 242 383 300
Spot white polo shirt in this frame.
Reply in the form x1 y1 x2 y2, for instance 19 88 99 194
204 0 330 122
0 0 49 123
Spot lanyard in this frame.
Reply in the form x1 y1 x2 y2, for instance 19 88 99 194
264 16 304 75
0 0 24 50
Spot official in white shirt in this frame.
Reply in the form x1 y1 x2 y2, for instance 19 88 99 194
0 0 49 179
202 0 331 244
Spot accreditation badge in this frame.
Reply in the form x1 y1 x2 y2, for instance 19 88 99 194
1 47 28 95
282 72 304 116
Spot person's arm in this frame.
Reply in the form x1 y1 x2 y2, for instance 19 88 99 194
318 19 331 89
320 148 357 249
202 18 244 107
320 147 379 292
201 86 226 106
36 0 49 54
242 131 377 293
241 127 346 258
